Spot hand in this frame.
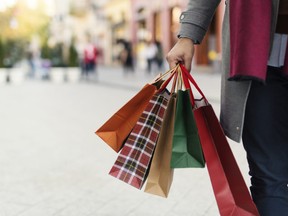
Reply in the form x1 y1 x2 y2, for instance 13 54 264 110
166 37 195 72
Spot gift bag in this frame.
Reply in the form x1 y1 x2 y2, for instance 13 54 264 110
170 69 205 169
109 72 176 189
181 64 259 216
95 70 170 152
96 84 156 152
144 94 176 197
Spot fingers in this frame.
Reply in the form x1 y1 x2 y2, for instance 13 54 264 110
166 50 192 72
166 38 194 72
166 53 181 70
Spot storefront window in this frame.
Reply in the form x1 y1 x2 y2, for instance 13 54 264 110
171 6 181 44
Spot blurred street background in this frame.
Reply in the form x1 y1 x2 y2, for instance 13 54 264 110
0 1 249 216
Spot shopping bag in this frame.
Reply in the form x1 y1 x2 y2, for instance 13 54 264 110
109 72 176 189
170 69 205 168
144 93 176 197
96 84 156 152
194 104 259 216
95 70 170 152
180 64 259 216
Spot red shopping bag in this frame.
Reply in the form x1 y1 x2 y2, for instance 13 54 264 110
180 64 259 216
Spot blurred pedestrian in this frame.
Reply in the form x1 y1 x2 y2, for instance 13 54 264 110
166 0 288 215
27 50 36 78
83 39 98 80
144 40 158 73
119 41 134 74
155 41 164 71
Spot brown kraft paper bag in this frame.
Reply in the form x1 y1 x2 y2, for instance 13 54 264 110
144 94 176 197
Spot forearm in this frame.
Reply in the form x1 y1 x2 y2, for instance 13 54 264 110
178 0 221 43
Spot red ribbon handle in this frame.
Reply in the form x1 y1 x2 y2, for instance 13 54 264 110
180 64 208 101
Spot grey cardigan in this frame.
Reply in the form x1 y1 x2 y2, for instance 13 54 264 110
179 0 280 142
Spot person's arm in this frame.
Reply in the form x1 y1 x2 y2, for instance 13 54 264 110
166 0 221 71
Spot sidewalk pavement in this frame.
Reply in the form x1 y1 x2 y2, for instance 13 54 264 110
0 65 250 216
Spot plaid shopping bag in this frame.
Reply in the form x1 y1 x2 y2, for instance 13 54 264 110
109 90 170 189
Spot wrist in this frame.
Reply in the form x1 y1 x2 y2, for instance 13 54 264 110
179 37 199 45
178 37 196 46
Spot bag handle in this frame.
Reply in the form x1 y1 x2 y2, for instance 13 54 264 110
180 64 208 105
150 66 178 84
171 69 179 93
178 66 195 105
158 68 177 92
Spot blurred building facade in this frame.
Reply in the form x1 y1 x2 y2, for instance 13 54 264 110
101 0 132 65
98 0 225 68
0 0 224 71
52 0 225 68
132 0 225 67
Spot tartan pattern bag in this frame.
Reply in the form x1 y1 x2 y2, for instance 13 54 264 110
109 90 170 189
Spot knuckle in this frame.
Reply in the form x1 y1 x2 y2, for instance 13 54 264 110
166 54 171 61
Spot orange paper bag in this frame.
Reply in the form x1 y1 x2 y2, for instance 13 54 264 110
96 83 157 152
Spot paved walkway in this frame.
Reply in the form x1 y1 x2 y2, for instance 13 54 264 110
0 66 250 216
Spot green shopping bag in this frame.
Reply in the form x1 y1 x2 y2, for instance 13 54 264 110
170 89 205 168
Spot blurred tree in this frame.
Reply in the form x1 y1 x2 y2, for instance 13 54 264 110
0 38 5 67
41 42 65 67
0 1 50 42
68 39 79 67
0 37 23 68
0 0 50 67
